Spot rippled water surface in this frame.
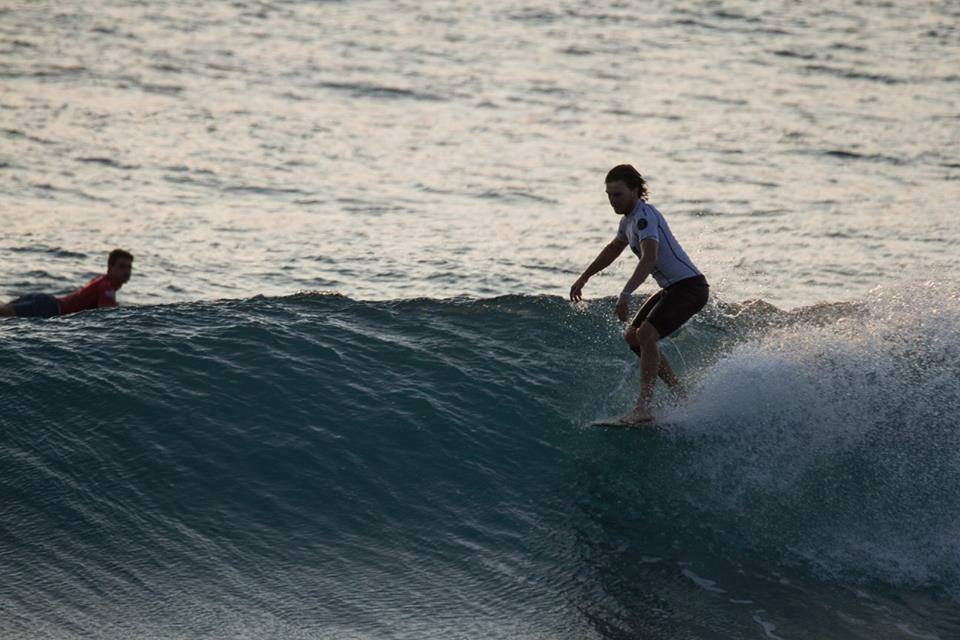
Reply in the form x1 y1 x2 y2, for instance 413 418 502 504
3 290 960 639
2 0 958 307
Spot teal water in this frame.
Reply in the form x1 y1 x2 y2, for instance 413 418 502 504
2 290 959 638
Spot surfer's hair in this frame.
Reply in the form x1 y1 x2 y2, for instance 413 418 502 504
605 164 648 201
108 249 134 267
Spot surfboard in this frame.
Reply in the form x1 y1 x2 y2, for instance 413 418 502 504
590 414 660 429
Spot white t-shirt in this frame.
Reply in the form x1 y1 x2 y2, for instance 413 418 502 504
616 201 701 288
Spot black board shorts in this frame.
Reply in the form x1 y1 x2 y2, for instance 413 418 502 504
10 293 60 318
630 275 709 339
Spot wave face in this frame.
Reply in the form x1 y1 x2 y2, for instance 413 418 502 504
2 289 959 639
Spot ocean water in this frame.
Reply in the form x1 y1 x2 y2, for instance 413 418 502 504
2 1 960 638
3 291 960 639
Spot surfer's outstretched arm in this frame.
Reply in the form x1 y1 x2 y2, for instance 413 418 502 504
570 238 628 302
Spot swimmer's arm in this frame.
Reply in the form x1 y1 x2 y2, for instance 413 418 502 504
570 238 628 301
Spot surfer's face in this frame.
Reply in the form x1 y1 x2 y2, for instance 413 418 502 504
108 257 133 287
605 180 639 216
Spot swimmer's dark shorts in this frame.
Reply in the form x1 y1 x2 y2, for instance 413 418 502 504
630 275 709 338
10 293 60 318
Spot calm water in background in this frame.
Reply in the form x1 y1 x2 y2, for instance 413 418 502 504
2 0 958 308
2 2 960 639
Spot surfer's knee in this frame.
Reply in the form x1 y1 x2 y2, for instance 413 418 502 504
623 325 639 347
635 321 660 346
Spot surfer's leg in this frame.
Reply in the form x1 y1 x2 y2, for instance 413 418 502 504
657 347 687 399
626 327 683 395
633 321 661 416
642 280 709 401
623 291 663 356
0 303 14 317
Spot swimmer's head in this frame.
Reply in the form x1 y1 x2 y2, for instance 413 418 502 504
107 249 134 287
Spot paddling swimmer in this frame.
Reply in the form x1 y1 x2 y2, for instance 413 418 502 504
0 249 134 318
570 165 709 424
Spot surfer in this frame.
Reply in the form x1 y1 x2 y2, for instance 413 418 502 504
570 165 708 424
0 249 134 318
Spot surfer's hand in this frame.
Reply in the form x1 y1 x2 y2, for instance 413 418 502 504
570 277 587 302
615 294 630 321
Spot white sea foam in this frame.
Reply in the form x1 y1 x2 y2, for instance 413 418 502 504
671 282 960 588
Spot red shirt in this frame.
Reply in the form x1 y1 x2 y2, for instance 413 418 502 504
57 275 118 315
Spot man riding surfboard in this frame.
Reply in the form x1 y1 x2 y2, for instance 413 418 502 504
570 165 709 424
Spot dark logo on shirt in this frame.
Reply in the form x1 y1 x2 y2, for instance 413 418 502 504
637 218 648 230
